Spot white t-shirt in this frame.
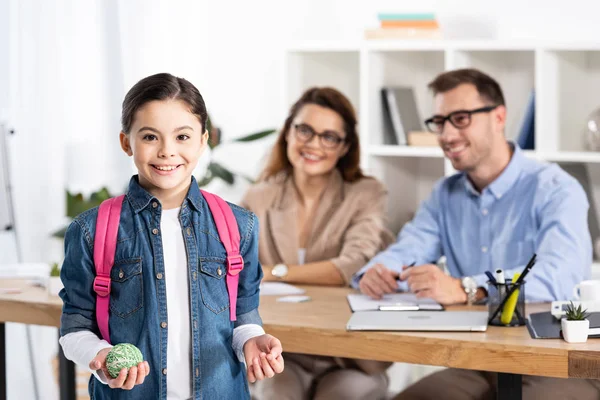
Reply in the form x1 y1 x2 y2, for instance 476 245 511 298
60 206 265 399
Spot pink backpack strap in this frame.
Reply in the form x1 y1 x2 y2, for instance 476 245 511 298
200 190 243 321
93 195 125 343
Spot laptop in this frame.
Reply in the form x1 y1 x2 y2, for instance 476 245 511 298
346 311 489 332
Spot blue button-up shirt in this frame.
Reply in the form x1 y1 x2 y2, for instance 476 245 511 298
353 144 591 302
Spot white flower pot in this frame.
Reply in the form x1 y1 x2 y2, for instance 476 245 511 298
47 276 64 296
561 318 590 343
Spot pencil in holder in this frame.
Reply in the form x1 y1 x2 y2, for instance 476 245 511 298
487 281 526 326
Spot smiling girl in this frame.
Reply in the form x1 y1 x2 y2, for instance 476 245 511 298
58 73 284 399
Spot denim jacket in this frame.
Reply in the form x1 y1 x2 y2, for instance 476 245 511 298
59 176 263 400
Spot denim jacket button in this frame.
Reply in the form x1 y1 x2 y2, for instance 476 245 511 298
156 273 163 280
162 368 167 375
161 322 167 328
152 228 159 235
152 202 158 208
193 271 197 281
118 270 124 279
217 268 222 276
186 227 191 235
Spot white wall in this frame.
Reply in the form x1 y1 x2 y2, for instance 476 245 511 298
0 0 8 117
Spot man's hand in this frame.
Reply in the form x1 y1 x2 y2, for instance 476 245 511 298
243 334 284 383
89 348 150 389
358 264 400 299
400 264 467 305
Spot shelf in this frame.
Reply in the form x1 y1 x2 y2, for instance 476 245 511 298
288 40 600 54
366 40 447 52
366 147 600 164
540 151 600 164
368 145 444 158
287 41 361 52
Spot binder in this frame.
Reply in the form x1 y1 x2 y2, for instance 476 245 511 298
381 87 423 146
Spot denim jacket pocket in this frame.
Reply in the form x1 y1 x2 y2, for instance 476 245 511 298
198 257 229 314
110 257 143 318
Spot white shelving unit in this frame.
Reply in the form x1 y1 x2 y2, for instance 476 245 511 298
284 40 600 276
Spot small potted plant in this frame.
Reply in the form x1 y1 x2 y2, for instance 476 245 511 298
561 301 590 343
47 263 63 296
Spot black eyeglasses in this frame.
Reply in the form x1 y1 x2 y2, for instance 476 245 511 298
292 123 346 149
424 105 499 134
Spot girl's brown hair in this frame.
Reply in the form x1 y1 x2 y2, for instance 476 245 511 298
259 87 365 182
121 72 207 134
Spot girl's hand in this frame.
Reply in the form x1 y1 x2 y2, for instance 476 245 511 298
89 348 150 389
243 334 284 383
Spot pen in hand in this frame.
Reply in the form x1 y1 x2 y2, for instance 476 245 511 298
396 262 416 281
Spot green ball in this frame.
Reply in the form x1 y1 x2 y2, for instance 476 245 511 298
106 343 144 379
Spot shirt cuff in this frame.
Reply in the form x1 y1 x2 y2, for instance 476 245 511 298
232 324 265 363
59 331 113 384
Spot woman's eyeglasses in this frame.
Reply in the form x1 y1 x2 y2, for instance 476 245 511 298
293 123 346 149
424 105 499 134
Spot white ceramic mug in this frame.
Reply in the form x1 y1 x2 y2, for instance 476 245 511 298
573 280 600 301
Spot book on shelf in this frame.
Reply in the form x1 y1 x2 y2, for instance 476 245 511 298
366 12 442 40
380 20 439 29
516 89 535 150
407 131 439 147
381 86 424 146
376 13 436 21
365 28 442 40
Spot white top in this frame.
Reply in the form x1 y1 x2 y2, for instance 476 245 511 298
60 206 265 399
298 248 306 265
162 207 191 399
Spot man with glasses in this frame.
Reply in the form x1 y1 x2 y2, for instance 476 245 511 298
353 68 599 399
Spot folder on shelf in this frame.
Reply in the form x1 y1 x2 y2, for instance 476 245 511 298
381 86 423 146
347 293 443 312
516 89 535 150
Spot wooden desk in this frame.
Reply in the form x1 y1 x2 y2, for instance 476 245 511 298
260 286 600 400
3 281 600 400
0 279 74 400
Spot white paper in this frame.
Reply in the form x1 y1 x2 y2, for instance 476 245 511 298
259 282 306 296
276 295 311 303
347 293 443 312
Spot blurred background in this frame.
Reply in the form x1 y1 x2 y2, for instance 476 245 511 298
3 0 600 398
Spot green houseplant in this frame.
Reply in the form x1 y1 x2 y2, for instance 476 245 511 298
561 301 590 343
47 262 63 296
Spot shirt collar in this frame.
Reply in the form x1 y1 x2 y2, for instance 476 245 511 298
126 175 202 213
462 142 523 199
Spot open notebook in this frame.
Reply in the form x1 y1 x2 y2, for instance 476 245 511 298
347 293 443 312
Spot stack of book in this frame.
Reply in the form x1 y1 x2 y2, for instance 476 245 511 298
365 13 442 40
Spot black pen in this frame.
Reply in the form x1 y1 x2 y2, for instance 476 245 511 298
485 271 497 285
396 262 416 281
488 253 537 324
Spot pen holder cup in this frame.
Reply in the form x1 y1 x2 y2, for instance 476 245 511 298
487 281 526 327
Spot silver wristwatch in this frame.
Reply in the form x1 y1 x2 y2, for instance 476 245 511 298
271 264 289 279
461 276 478 305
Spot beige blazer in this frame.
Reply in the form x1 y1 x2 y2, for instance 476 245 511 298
240 169 394 285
